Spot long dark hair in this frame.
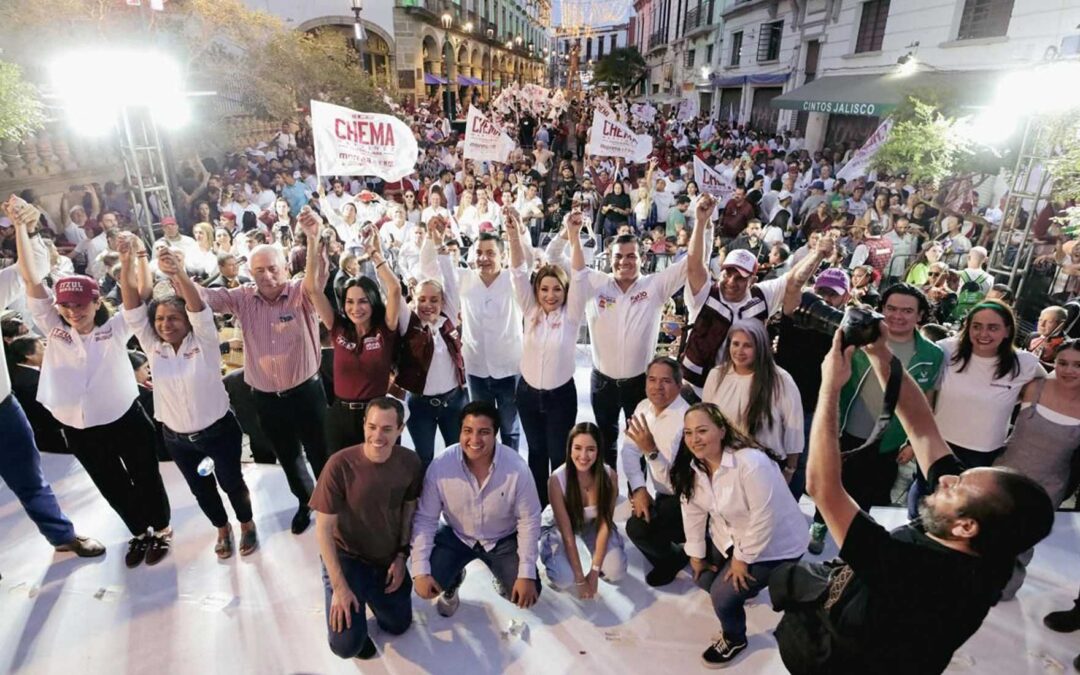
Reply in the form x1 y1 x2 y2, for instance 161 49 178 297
335 275 386 344
670 403 784 501
562 423 616 532
951 300 1020 380
716 320 778 438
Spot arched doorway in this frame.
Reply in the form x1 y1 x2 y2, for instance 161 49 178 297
422 35 440 102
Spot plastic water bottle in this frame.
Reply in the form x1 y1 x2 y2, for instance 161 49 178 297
197 457 216 476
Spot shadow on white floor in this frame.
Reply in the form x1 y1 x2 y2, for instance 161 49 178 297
1 351 1077 674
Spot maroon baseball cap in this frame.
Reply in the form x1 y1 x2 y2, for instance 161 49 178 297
54 275 100 305
161 216 177 225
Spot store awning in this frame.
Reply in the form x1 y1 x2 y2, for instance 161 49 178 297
770 69 1002 116
423 73 448 85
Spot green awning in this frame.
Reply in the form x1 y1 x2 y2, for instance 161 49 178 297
771 69 1002 117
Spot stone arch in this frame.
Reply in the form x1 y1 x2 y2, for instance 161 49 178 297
298 15 395 87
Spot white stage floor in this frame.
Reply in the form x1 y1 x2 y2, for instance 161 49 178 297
2 353 1079 674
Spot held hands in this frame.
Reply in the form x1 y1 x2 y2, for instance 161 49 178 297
298 206 321 239
157 248 186 278
723 558 757 593
576 569 599 600
3 195 39 231
510 578 539 609
115 232 140 262
328 585 361 633
566 211 584 240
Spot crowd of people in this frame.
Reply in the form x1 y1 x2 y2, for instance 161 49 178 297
1 88 1078 673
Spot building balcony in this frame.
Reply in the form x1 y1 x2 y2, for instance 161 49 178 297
648 31 668 52
683 4 715 39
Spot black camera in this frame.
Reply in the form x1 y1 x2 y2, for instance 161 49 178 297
793 291 884 348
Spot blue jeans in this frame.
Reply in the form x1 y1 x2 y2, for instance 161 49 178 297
788 413 813 502
695 542 799 642
468 374 520 450
405 387 467 467
906 444 1001 519
516 377 577 508
428 525 542 600
0 395 76 545
162 412 252 528
321 553 412 658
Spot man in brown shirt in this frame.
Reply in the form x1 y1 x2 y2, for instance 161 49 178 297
718 187 757 241
310 397 423 661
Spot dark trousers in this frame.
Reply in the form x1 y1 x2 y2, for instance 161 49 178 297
813 433 894 525
322 553 412 658
428 525 542 600
252 376 329 507
468 374 520 450
516 377 577 508
224 369 277 464
406 387 467 467
64 401 170 536
325 401 367 455
907 443 1001 519
625 492 688 573
0 395 76 545
163 412 252 528
590 370 647 469
695 542 799 642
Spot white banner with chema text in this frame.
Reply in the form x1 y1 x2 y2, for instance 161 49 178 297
463 106 516 163
694 156 735 201
311 100 418 181
585 109 653 162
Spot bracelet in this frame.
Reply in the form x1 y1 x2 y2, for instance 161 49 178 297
375 260 387 269
574 580 587 585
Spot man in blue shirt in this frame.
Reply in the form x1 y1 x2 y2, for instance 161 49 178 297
280 171 312 217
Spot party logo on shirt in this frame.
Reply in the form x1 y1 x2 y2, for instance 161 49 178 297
630 290 649 305
362 335 382 351
48 327 73 345
92 328 113 342
598 294 616 310
335 334 358 351
184 347 201 360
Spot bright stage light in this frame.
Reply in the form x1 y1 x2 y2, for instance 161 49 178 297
957 108 1018 146
50 48 189 135
995 60 1080 116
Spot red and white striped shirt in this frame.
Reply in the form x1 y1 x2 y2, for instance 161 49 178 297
200 279 320 393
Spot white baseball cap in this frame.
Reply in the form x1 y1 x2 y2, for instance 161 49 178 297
721 249 759 278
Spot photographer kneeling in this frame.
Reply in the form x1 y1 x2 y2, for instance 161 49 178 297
772 326 1055 675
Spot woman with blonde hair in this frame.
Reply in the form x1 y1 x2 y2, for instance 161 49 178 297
506 205 588 505
189 222 219 278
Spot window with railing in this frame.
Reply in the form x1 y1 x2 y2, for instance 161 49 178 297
855 0 890 53
757 20 783 62
957 0 1015 40
685 49 696 68
730 31 743 66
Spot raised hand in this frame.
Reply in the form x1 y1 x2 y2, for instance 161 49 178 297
298 206 321 240
158 248 186 278
696 194 716 224
428 216 447 246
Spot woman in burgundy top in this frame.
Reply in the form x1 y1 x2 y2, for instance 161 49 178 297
308 225 401 454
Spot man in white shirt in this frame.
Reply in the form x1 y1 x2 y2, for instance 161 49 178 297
323 179 350 215
73 210 118 275
152 216 198 258
547 206 699 469
411 401 542 616
0 198 104 559
621 356 691 587
514 183 545 246
428 227 523 449
272 121 296 152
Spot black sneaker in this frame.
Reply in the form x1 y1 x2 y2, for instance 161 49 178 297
1044 603 1080 633
145 531 172 566
291 506 312 535
125 536 150 568
645 564 681 587
701 635 748 669
355 636 377 660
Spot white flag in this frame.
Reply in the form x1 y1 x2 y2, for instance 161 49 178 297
678 96 699 122
694 156 735 201
463 106 515 163
836 118 894 181
585 109 653 162
310 100 417 181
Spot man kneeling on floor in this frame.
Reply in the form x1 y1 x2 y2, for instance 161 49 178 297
312 397 423 660
772 328 1055 674
411 400 543 615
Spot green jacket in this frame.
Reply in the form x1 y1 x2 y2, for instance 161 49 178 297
838 332 944 453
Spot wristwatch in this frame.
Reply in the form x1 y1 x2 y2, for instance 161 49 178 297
646 450 659 461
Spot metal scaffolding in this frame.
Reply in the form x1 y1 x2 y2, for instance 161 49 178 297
117 105 176 244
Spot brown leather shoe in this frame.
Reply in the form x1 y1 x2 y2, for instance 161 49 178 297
215 528 234 560
239 525 259 556
55 535 106 558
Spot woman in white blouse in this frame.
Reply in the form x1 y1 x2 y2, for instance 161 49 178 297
671 402 808 668
505 206 588 506
11 206 171 569
117 235 257 559
908 299 1045 515
702 320 803 481
188 222 219 279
